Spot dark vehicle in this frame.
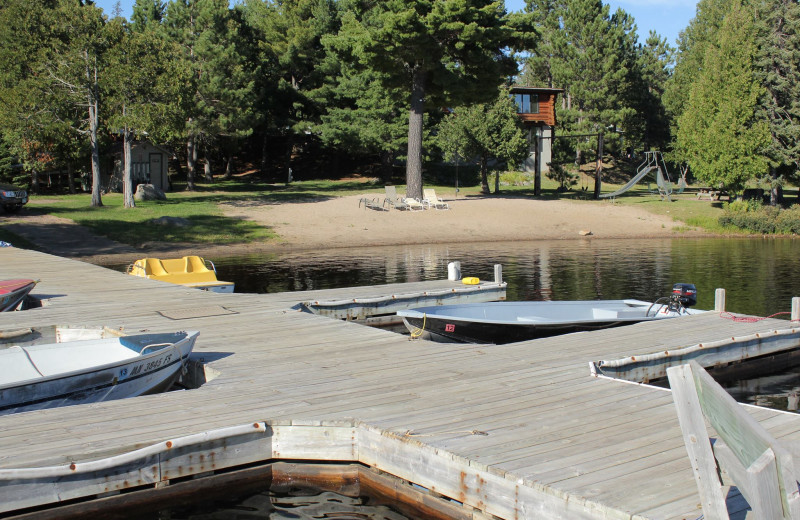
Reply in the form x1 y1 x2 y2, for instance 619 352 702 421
0 183 27 213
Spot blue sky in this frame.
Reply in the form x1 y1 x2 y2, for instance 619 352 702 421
94 0 698 47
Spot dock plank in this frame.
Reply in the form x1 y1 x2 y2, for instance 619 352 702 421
1 247 799 519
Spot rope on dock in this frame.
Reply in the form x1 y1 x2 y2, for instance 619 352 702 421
720 311 791 323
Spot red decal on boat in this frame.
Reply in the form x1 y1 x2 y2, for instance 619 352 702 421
445 324 455 332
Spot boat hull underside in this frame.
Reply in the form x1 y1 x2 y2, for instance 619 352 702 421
403 315 653 345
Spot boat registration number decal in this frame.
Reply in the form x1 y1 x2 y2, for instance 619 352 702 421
445 324 455 332
129 354 172 377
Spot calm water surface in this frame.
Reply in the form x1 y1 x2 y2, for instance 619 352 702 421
111 237 800 317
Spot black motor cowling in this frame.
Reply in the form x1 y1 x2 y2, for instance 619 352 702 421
671 283 697 308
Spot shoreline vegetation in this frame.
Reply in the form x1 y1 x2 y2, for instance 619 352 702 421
2 176 796 266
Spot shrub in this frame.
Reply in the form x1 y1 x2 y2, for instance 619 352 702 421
718 201 800 234
499 170 534 186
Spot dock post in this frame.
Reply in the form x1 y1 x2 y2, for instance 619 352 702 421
792 297 800 321
494 264 503 284
714 288 726 312
447 261 461 281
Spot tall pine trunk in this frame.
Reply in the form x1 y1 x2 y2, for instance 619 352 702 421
123 127 135 208
67 163 75 194
204 154 213 182
405 68 426 200
186 132 197 191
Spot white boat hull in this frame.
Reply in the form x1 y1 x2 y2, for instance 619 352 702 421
0 331 198 416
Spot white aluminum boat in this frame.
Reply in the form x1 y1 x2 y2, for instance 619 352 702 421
0 329 199 415
399 284 703 344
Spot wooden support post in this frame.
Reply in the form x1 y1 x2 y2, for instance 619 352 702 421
593 132 603 200
494 264 503 284
715 288 726 312
792 297 800 322
533 127 541 197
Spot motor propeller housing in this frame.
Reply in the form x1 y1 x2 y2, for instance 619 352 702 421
671 283 697 308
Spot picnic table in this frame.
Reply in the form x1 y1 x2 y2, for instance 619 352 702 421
696 187 729 201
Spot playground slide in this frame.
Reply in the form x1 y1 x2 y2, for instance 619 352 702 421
599 166 656 199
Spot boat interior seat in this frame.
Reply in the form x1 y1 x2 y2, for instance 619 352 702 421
0 346 44 383
592 309 620 319
184 256 212 273
142 258 168 277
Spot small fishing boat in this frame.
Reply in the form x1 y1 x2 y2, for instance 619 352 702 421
127 256 234 293
399 284 703 344
0 279 36 312
0 329 199 415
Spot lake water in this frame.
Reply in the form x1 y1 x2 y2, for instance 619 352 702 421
164 237 800 317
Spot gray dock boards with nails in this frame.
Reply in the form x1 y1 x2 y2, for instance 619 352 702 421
1 247 800 519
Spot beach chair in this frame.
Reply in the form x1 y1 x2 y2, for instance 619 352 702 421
423 189 449 210
359 196 382 210
404 197 425 211
668 361 800 519
383 186 409 211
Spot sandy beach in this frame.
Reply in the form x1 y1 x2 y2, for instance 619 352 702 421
219 193 694 248
3 193 699 264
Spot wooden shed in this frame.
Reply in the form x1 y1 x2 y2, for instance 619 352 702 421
509 86 564 174
112 140 171 192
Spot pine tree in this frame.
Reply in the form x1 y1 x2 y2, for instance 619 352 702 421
0 0 110 206
523 0 635 160
163 0 256 189
330 0 519 199
676 0 770 194
242 0 339 179
755 0 800 196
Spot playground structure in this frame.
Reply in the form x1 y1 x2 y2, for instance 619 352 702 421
599 151 681 201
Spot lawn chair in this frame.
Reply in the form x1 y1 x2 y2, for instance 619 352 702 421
404 197 425 211
667 361 800 519
383 186 409 211
359 196 382 210
423 189 449 210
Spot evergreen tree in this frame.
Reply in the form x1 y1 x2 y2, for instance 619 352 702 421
242 0 339 179
755 0 800 199
436 89 528 194
330 0 520 199
627 31 673 152
663 0 729 137
523 0 635 161
0 0 110 206
163 0 256 189
676 0 769 194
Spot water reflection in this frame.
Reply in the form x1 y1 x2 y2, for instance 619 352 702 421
104 237 800 317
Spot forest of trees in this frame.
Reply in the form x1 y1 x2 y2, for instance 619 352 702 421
0 0 798 206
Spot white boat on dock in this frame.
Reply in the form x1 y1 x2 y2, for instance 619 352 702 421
399 284 703 344
0 329 199 415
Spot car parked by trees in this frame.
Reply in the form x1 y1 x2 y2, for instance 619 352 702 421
0 182 27 213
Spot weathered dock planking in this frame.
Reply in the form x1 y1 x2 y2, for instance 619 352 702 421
2 247 800 519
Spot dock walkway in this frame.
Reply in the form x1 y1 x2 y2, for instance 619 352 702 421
1 248 800 519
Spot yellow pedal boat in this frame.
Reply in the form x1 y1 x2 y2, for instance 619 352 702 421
127 256 234 293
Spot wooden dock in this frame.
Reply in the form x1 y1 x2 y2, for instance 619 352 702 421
2 247 800 519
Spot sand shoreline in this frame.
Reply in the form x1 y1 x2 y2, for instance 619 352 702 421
4 194 704 265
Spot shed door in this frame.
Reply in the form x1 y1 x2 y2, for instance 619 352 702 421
149 153 163 189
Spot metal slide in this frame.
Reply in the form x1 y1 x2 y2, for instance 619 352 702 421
599 151 667 199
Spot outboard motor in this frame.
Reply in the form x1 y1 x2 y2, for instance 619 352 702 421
671 283 697 310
